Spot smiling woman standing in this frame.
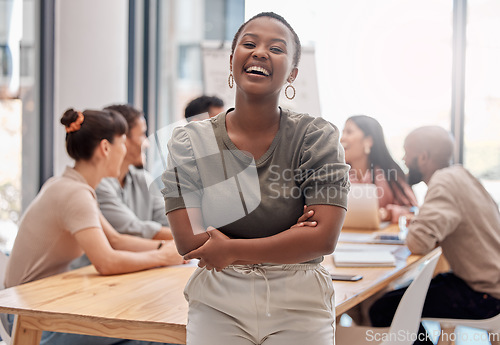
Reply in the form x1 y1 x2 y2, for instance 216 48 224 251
163 12 350 345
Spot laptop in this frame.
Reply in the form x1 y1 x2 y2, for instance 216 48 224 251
342 184 380 229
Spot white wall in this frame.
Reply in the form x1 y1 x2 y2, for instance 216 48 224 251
53 0 128 175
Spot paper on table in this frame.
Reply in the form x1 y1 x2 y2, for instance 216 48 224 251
332 251 396 267
338 232 374 243
170 258 200 268
338 232 405 244
335 243 404 254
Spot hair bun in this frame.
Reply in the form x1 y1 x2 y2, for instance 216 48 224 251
60 108 79 127
61 108 85 133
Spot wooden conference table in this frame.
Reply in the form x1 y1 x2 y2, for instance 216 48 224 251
0 225 437 345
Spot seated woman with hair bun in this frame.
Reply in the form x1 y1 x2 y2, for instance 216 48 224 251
5 108 183 345
341 115 417 223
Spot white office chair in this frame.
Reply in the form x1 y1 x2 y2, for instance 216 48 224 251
0 251 11 344
422 313 500 345
336 248 441 345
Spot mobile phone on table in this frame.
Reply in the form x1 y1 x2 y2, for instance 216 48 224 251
330 274 363 281
376 234 401 241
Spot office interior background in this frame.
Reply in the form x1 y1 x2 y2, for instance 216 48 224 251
0 0 499 252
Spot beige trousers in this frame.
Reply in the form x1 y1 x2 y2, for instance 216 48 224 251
184 263 335 345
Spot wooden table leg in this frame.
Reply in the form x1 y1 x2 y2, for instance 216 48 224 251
11 315 42 345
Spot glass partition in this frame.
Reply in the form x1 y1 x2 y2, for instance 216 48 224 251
463 0 500 205
0 0 37 252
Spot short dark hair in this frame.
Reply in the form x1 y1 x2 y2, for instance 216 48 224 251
60 108 127 161
104 104 144 136
184 95 224 120
231 12 302 69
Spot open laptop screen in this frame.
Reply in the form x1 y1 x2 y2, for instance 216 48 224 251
343 184 380 230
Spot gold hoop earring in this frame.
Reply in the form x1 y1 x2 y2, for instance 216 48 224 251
228 72 234 88
285 84 296 100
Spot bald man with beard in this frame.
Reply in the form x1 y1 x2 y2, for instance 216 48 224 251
369 126 500 345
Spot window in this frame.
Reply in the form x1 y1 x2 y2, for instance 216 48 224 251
153 0 244 129
463 0 500 205
0 0 37 251
246 0 453 202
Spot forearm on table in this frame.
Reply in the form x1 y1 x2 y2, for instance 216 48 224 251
405 227 437 254
76 227 167 275
100 202 163 239
109 233 163 252
152 226 174 241
93 249 165 275
100 212 163 251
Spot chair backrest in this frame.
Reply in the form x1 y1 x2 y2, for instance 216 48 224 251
383 248 442 345
0 251 11 344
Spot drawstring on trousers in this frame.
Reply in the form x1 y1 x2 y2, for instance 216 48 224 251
228 263 320 318
231 264 272 317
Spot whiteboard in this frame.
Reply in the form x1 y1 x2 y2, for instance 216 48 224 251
202 43 321 117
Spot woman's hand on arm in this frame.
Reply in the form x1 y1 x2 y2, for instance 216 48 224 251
290 205 317 229
248 204 345 263
182 205 318 270
184 205 344 271
185 228 233 271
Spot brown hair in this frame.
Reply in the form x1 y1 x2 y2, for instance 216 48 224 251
60 108 127 161
348 115 416 206
184 95 224 120
104 104 144 136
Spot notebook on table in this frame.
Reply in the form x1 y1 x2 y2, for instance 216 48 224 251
338 232 404 244
332 251 396 267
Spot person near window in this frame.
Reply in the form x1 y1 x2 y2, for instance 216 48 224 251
370 126 500 344
340 115 417 223
5 108 184 345
163 12 349 345
70 104 175 269
184 95 224 122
